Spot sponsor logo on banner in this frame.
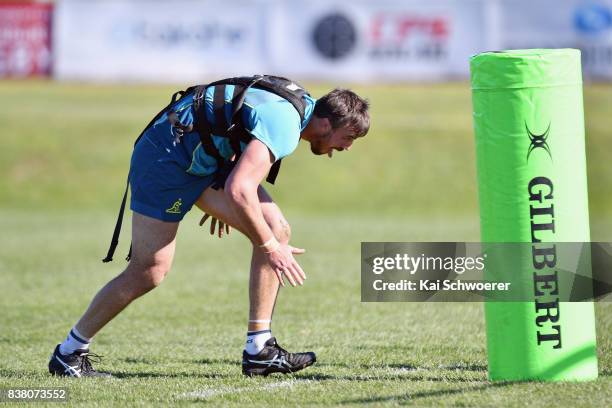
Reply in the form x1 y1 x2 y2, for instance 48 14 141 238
111 20 246 50
310 11 450 63
0 2 52 77
573 3 612 72
312 13 357 60
55 1 264 81
574 3 612 34
501 1 612 79
368 13 449 61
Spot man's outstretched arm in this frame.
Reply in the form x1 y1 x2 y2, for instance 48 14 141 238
224 139 306 286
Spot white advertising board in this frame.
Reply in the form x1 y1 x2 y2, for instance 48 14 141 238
54 0 267 82
267 0 489 81
53 0 612 82
499 0 612 79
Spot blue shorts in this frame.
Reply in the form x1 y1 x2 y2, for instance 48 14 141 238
129 130 214 223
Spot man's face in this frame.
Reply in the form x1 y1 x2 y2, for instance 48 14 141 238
310 122 357 158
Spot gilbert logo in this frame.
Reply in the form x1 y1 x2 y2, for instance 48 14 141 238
526 122 552 162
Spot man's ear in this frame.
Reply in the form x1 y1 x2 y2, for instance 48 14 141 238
320 117 332 132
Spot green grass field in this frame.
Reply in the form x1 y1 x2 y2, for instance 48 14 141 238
0 81 610 406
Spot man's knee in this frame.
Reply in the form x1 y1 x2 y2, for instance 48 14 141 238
125 257 171 292
142 264 169 289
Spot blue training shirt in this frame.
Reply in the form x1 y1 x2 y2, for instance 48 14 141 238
145 85 316 177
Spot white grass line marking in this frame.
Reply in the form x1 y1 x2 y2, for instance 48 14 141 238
388 366 420 374
181 379 309 400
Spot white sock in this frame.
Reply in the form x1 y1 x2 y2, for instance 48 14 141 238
245 329 272 355
59 327 91 356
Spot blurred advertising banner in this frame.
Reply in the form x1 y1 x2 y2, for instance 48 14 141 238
51 0 612 82
499 0 612 79
0 2 52 77
54 0 266 82
268 0 489 81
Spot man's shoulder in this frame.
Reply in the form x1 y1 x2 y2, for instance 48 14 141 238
246 96 301 129
245 89 298 110
244 94 303 161
246 90 315 125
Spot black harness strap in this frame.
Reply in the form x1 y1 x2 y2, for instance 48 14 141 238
251 76 307 122
222 75 292 186
213 84 227 135
267 160 281 184
205 76 266 189
192 85 224 171
102 89 192 263
228 84 245 158
102 179 130 263
230 84 245 117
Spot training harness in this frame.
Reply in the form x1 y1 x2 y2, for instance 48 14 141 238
102 75 310 263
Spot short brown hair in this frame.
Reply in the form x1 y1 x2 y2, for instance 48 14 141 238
313 89 370 138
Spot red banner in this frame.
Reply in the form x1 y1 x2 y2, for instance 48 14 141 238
0 2 53 77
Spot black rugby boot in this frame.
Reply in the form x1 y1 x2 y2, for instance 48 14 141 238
48 345 111 377
242 337 316 377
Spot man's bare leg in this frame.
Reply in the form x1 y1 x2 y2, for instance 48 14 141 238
73 213 178 338
196 186 290 333
49 212 180 376
197 186 315 376
246 204 290 332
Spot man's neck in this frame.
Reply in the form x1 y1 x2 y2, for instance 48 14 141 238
300 118 317 142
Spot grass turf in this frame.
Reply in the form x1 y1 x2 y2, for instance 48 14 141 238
0 81 610 406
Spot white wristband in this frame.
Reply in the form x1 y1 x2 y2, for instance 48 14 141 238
259 236 280 253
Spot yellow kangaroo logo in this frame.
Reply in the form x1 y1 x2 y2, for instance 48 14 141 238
165 198 183 214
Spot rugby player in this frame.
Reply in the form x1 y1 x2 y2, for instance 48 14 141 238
48 76 370 377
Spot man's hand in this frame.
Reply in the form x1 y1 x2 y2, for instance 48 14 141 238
264 244 306 287
199 213 231 238
224 139 307 286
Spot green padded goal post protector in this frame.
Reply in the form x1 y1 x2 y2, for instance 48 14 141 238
470 49 598 381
